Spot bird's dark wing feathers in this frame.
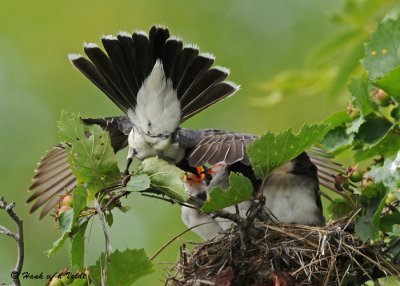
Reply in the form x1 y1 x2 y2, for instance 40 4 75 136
177 128 258 166
28 122 344 218
69 25 238 122
27 117 131 218
178 128 345 194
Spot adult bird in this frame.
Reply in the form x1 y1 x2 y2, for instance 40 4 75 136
27 26 342 219
27 25 239 218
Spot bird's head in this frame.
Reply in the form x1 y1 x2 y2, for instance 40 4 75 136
183 168 208 201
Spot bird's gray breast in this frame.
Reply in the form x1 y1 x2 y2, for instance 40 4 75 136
262 161 325 226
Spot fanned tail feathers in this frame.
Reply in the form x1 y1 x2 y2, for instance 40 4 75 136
69 25 239 122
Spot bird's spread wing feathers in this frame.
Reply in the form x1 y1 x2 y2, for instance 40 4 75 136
178 128 345 190
177 128 257 166
28 122 344 218
69 26 238 122
27 117 131 218
27 146 75 219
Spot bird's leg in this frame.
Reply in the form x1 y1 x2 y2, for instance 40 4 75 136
123 157 133 176
122 157 133 186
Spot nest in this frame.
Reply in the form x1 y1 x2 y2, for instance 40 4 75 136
166 217 400 286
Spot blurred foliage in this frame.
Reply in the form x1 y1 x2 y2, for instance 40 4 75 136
320 17 400 277
2 0 400 285
256 0 400 105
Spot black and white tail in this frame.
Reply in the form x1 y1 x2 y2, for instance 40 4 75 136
69 26 239 121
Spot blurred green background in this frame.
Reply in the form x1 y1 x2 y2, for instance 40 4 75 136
0 0 397 285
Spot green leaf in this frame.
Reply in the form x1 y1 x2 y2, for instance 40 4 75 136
58 112 121 200
89 248 153 286
362 18 400 80
71 222 88 270
126 174 151 192
322 111 354 153
321 126 353 153
391 105 400 122
348 77 377 116
380 212 400 233
46 208 74 257
323 111 352 128
70 278 89 286
139 157 190 202
355 183 388 242
73 185 87 221
247 123 330 178
59 208 74 234
346 115 365 134
105 211 114 227
201 172 253 214
375 66 400 98
355 115 392 144
353 122 400 161
45 233 68 257
368 155 400 191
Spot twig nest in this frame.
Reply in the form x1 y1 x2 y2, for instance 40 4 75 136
166 218 400 285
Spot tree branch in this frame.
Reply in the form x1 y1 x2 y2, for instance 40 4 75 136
94 199 111 286
0 197 24 286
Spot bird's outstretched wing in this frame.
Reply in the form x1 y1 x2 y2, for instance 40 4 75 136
28 124 344 218
177 128 345 192
27 146 75 218
27 116 131 218
177 128 258 166
69 26 238 122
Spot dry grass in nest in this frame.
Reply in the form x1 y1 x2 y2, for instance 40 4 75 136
166 216 400 286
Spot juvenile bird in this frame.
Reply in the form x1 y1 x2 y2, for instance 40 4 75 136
181 168 223 240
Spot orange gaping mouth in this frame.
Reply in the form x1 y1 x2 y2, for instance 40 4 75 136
184 166 206 183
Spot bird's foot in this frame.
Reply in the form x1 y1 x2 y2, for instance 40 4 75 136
122 171 131 187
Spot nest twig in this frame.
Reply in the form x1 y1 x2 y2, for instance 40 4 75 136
166 215 400 286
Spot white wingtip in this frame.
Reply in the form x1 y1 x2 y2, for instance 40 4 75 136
167 36 182 42
101 34 117 40
226 81 241 91
215 66 231 75
67 53 83 61
83 42 98 48
135 30 148 37
200 52 215 60
118 31 131 37
184 43 199 50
